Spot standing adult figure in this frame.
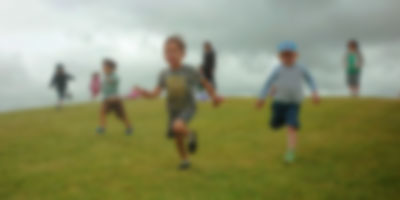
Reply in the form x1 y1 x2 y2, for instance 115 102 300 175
345 40 363 97
201 41 217 89
50 63 73 109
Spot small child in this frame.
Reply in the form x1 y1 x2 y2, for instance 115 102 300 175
90 72 101 99
97 59 133 135
345 40 363 97
256 41 319 164
135 35 222 170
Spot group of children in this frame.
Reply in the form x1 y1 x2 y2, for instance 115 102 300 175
49 35 364 170
86 35 329 170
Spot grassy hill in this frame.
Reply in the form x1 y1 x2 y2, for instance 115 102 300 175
0 98 399 200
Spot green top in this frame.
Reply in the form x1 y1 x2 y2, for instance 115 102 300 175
347 52 361 75
102 73 119 99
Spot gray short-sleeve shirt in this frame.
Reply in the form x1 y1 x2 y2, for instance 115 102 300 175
158 65 204 111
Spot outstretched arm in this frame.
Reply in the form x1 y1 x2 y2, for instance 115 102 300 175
49 76 55 87
357 52 364 68
259 69 279 99
67 74 74 81
256 68 279 109
302 68 317 92
135 86 162 99
200 79 222 106
302 67 319 104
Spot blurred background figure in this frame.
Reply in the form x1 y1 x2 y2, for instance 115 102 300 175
90 72 101 100
197 41 217 101
49 63 74 110
97 59 133 135
345 40 363 97
201 41 217 88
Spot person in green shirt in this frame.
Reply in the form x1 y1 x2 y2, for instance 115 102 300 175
345 40 363 97
97 59 133 135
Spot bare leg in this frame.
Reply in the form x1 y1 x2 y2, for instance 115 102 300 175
172 119 189 161
99 103 106 128
57 99 63 110
354 86 359 97
285 126 297 163
287 126 297 152
118 101 133 135
350 86 359 97
122 117 131 128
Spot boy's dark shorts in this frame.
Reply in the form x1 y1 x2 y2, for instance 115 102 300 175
57 87 66 100
270 101 300 130
167 106 196 138
347 73 360 87
104 99 126 119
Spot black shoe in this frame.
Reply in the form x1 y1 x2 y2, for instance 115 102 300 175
178 160 191 170
188 131 198 154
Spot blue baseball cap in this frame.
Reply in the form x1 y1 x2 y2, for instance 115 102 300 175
277 41 297 52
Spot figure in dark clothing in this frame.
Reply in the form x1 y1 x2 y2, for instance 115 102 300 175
201 42 217 88
50 63 73 109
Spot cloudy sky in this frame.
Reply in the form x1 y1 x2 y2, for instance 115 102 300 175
1 0 399 112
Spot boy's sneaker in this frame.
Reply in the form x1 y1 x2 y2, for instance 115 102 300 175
188 131 198 154
284 150 296 164
96 127 105 135
125 127 134 136
178 160 191 170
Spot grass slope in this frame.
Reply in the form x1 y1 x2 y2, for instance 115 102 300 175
0 98 399 200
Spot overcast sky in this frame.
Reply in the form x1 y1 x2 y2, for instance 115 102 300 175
1 0 399 112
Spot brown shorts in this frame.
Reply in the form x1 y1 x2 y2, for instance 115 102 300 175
104 99 126 119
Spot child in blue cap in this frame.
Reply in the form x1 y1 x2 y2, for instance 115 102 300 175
256 41 320 164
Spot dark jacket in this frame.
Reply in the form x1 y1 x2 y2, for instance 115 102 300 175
202 51 216 79
51 73 73 90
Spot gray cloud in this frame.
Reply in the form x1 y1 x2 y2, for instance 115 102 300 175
1 0 400 111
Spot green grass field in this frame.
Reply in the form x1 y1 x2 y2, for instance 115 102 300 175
0 98 399 200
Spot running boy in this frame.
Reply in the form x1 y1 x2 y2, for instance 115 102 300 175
256 41 319 164
135 35 222 170
97 59 133 135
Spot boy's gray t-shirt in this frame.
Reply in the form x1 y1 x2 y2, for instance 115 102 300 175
158 65 203 111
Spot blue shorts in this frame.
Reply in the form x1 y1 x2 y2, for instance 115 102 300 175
270 102 300 130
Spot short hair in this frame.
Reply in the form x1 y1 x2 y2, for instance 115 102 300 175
56 63 64 69
204 41 213 49
103 58 117 69
165 35 186 52
348 39 359 49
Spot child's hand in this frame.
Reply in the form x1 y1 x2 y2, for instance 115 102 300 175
134 86 144 95
255 99 265 110
212 96 223 107
312 92 320 104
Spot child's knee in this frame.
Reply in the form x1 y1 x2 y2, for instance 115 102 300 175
172 120 186 135
287 125 298 132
